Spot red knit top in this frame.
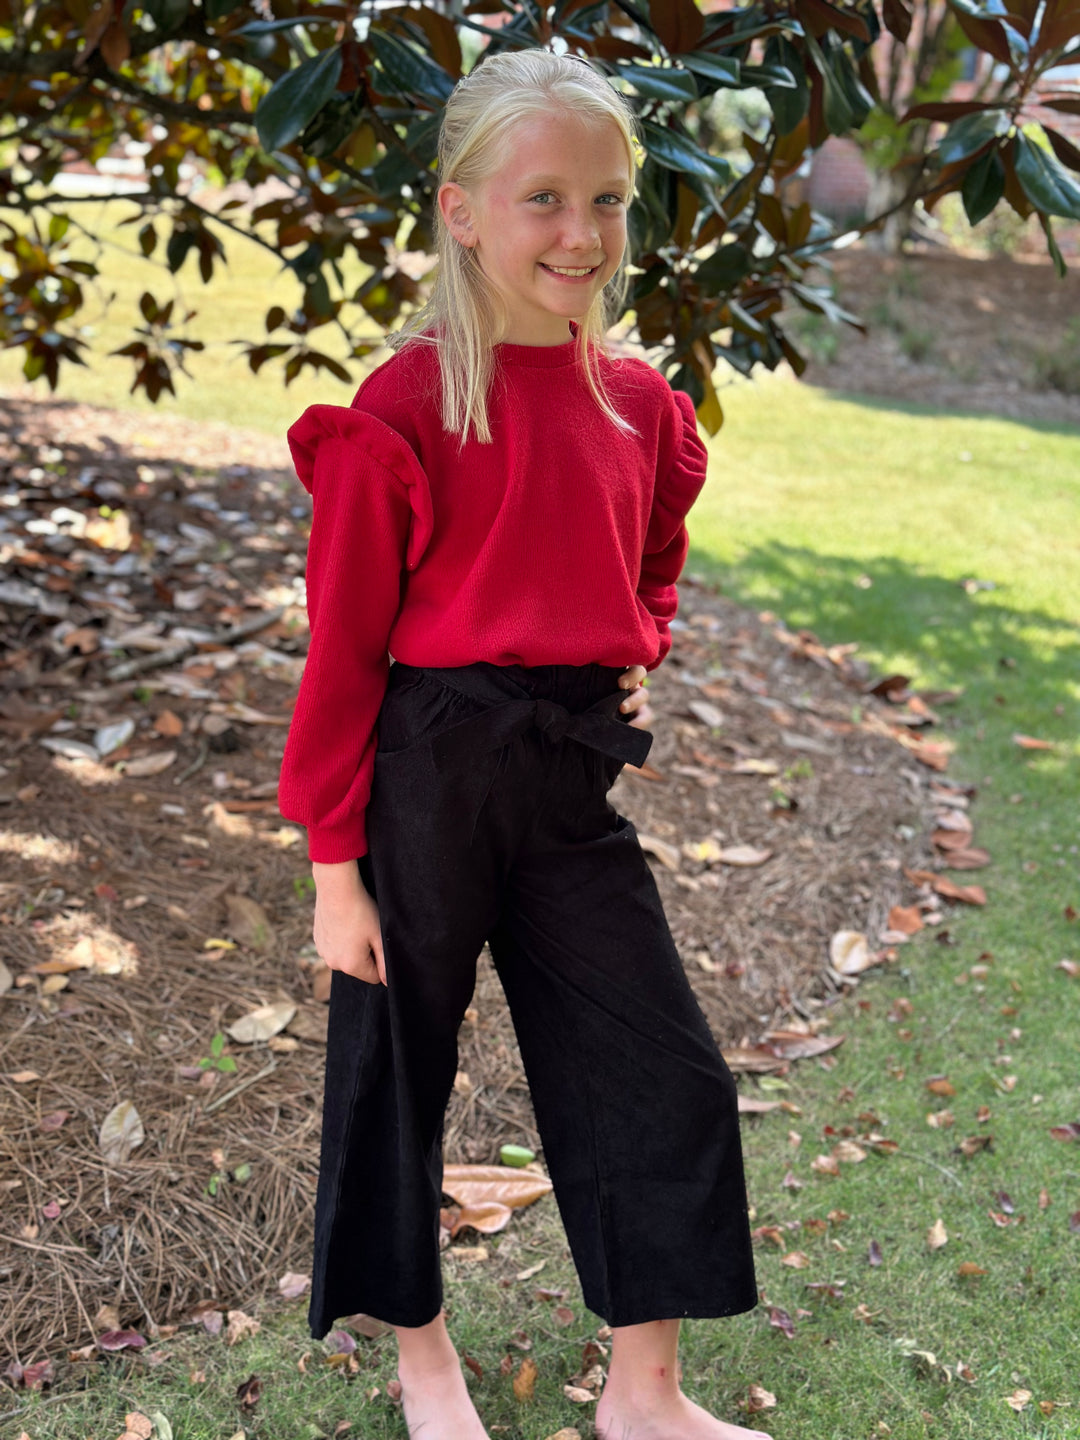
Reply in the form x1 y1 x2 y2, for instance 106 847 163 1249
277 328 709 863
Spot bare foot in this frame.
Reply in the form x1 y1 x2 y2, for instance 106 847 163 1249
396 1351 490 1440
595 1387 773 1440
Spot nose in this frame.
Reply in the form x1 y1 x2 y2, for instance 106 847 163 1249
560 204 601 253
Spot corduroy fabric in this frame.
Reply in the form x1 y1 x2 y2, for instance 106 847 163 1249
307 659 759 1338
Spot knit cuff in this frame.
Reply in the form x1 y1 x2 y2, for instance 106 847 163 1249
305 816 369 865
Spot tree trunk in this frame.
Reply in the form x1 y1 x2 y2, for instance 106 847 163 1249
863 167 916 253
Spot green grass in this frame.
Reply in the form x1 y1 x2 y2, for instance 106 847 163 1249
5 271 1080 1437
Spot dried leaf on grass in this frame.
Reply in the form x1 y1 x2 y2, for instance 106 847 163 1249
449 1201 514 1237
441 1165 552 1211
513 1355 538 1401
747 1383 777 1413
97 1330 147 1351
277 1272 310 1299
225 1310 260 1345
830 930 875 975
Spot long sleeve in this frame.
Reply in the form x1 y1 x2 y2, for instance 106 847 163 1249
638 388 709 672
277 405 434 863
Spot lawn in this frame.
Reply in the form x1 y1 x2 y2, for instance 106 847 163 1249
4 286 1080 1437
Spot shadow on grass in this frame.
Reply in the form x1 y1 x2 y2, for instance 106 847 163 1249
687 541 1080 735
811 385 1080 438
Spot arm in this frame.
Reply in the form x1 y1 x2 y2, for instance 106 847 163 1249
278 406 432 863
637 388 709 672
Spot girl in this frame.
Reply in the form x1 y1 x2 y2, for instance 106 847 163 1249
279 48 767 1440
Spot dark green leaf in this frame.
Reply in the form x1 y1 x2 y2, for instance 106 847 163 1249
369 29 455 103
1013 131 1080 219
831 49 874 127
205 0 243 20
676 52 741 86
615 62 699 101
256 46 343 154
790 280 862 327
740 62 797 88
142 0 189 32
165 230 194 274
765 37 808 135
695 242 751 292
727 298 767 337
668 362 705 407
937 109 1010 165
961 146 1005 224
1038 212 1067 278
640 120 733 182
236 15 332 34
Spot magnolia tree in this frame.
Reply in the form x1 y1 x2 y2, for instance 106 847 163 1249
1 0 1079 429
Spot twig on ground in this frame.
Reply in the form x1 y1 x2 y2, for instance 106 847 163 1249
105 605 286 681
203 1058 278 1115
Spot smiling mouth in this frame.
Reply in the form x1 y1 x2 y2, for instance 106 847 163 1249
540 263 600 277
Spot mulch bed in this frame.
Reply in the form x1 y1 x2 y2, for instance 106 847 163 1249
0 389 961 1367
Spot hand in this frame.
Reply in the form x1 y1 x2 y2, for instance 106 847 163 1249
618 664 654 729
311 862 387 986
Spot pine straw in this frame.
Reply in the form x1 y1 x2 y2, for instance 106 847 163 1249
0 392 937 1363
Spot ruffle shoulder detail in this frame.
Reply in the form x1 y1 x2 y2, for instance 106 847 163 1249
286 404 434 572
647 387 709 550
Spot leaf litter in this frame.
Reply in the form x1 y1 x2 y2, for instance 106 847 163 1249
0 393 974 1367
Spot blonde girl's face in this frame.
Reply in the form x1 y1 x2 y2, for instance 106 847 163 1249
440 109 633 347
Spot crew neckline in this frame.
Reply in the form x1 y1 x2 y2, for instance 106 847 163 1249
494 337 577 367
494 321 580 367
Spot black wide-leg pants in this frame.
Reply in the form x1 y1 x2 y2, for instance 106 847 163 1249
307 660 758 1338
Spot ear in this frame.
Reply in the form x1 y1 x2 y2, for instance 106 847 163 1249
438 181 477 248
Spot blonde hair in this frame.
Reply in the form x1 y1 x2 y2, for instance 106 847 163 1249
386 49 641 446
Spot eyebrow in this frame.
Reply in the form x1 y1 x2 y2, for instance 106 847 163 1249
520 175 631 191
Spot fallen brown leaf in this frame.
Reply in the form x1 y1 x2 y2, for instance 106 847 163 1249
225 1310 260 1345
513 1356 538 1402
278 1272 310 1300
1004 1389 1032 1411
830 930 876 976
747 1383 777 1413
442 1164 552 1211
887 905 923 935
224 894 275 952
927 1218 948 1250
958 1135 992 1157
715 844 773 867
942 848 991 870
